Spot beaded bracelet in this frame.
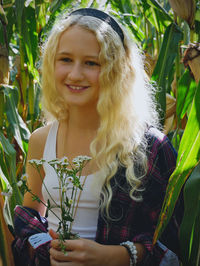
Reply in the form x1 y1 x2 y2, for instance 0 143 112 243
120 241 137 266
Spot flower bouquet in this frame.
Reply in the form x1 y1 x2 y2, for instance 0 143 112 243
17 155 91 250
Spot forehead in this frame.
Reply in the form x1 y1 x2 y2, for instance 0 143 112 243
56 25 100 56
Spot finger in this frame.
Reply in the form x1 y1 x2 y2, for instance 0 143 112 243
51 239 74 252
50 247 71 262
50 255 73 266
49 228 58 239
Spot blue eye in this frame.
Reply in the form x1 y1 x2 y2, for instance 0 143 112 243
86 61 99 66
61 57 72 62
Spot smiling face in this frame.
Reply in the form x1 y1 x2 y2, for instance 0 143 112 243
54 25 101 110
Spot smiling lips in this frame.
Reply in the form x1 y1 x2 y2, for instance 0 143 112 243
67 84 89 92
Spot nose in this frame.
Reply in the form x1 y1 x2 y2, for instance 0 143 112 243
68 62 83 81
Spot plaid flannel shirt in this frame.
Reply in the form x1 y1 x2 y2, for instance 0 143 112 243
12 206 50 266
95 127 183 265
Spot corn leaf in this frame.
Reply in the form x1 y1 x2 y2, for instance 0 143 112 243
113 0 145 42
0 131 22 220
0 194 8 266
176 69 197 122
0 192 14 266
0 91 4 128
20 6 38 76
147 0 173 23
5 5 15 44
0 142 10 190
1 85 30 154
0 167 13 227
39 0 74 41
151 23 183 124
0 131 16 181
142 0 173 32
15 0 25 33
153 81 200 244
179 163 200 266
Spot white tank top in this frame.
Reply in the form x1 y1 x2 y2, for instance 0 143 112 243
42 120 103 240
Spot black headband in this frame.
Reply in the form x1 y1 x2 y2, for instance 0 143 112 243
69 8 124 43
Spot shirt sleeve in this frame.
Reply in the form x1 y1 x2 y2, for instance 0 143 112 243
132 128 183 265
12 205 51 266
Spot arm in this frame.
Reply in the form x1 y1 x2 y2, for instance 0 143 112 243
23 125 50 216
128 129 182 265
12 125 51 266
49 229 145 266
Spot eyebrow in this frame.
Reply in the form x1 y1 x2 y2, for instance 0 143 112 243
56 52 99 59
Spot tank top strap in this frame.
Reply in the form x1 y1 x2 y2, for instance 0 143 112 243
43 120 59 160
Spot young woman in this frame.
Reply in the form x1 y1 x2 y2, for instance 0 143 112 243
13 8 183 266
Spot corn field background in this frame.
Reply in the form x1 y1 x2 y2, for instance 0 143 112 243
0 0 200 265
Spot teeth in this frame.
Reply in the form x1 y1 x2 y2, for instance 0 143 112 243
69 85 84 90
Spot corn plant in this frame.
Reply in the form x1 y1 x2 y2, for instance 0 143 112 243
0 0 200 265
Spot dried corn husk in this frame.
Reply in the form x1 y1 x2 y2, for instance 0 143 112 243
164 93 176 134
171 74 177 97
183 43 200 83
144 52 157 78
0 46 9 84
169 0 196 29
0 192 14 266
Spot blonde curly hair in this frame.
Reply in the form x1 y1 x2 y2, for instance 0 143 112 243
41 12 159 217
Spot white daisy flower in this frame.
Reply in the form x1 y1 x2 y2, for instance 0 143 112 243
17 180 23 187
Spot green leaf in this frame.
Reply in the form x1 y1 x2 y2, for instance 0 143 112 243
176 69 197 122
15 0 26 32
180 164 200 266
0 4 8 25
0 202 8 266
142 0 173 32
39 0 74 41
0 167 13 227
1 85 30 153
0 131 22 221
153 81 200 244
0 131 15 186
18 6 39 80
24 7 38 64
109 0 145 42
0 131 16 168
4 6 15 45
147 0 173 21
28 81 35 117
151 23 183 124
0 91 4 128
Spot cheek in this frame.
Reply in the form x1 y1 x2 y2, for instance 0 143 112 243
91 70 100 87
54 64 67 81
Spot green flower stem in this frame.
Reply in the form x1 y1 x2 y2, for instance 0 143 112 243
58 174 64 232
70 185 75 216
70 166 83 231
35 165 58 207
26 188 61 222
69 186 77 232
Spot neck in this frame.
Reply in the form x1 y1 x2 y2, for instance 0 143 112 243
67 105 100 132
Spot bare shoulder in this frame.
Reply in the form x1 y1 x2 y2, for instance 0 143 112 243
27 123 52 160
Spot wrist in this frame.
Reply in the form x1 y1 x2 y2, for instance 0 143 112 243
100 244 130 266
120 241 137 266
